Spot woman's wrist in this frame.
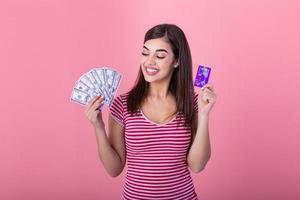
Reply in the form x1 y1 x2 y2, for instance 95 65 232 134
93 121 105 131
198 112 209 118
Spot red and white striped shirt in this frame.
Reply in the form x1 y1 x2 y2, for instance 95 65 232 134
109 92 199 200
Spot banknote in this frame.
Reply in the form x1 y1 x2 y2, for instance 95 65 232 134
71 88 91 106
70 66 122 109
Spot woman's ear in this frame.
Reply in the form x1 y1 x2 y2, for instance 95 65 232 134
174 60 179 68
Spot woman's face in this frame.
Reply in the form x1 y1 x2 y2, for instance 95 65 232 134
140 38 177 84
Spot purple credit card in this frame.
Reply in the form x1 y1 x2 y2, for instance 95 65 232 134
194 65 211 88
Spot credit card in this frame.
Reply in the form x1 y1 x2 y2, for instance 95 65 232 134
194 65 211 88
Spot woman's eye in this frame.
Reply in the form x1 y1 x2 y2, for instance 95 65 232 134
141 52 165 59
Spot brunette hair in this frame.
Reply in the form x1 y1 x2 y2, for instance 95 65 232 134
127 23 197 135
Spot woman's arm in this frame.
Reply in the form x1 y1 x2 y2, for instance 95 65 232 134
187 113 211 173
85 95 126 177
94 117 126 177
188 84 216 173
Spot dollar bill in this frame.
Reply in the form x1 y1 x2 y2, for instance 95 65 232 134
70 66 122 109
70 88 91 106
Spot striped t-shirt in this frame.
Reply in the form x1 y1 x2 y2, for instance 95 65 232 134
109 92 199 200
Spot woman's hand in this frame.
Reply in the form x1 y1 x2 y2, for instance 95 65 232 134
198 84 217 116
85 95 105 129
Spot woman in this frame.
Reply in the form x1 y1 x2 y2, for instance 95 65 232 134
85 24 217 200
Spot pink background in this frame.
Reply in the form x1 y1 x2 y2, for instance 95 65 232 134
1 0 299 199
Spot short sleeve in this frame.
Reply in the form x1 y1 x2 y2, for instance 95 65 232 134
193 92 199 113
109 95 124 127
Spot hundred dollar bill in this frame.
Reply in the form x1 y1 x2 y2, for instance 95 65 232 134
74 80 98 97
79 74 97 93
70 88 91 106
109 74 122 106
71 66 122 110
105 68 116 91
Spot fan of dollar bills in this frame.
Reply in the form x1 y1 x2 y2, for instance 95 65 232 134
70 67 122 109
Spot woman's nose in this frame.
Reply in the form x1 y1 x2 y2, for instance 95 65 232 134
145 54 156 65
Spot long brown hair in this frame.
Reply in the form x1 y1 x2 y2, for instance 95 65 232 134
127 23 197 135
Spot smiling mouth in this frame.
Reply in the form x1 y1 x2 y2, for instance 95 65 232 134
145 66 159 75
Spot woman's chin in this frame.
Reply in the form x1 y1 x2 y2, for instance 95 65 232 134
142 72 156 82
144 77 156 83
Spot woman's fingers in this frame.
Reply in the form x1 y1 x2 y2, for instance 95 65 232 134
84 96 105 125
204 90 215 97
201 84 216 96
201 84 214 92
202 88 213 95
85 96 105 119
86 95 101 111
200 84 217 103
91 96 105 111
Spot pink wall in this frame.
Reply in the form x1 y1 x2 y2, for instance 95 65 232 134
1 0 299 199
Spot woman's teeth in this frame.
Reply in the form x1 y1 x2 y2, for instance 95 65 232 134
147 68 158 72
145 67 159 75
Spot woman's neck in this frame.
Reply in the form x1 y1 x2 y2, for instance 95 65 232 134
148 81 171 100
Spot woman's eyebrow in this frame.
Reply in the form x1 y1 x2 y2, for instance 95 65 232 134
143 46 169 54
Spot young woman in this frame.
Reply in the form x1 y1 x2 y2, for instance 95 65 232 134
85 24 217 200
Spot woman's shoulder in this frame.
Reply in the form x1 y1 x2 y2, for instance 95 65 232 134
193 90 199 99
113 91 130 104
